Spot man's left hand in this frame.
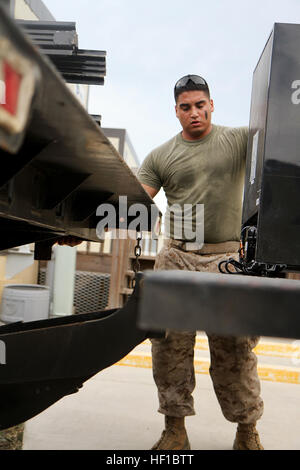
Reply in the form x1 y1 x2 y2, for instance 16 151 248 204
57 236 83 247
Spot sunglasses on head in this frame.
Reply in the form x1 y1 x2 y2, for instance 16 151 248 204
174 75 208 90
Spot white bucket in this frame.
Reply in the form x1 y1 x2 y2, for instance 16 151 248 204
0 284 50 323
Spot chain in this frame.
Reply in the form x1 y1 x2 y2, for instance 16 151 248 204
131 231 142 288
133 231 142 273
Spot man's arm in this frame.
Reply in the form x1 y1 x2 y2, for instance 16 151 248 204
142 183 159 199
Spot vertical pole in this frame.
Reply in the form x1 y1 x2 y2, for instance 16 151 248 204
51 245 76 317
108 236 124 308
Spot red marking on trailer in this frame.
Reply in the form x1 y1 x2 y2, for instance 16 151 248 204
1 61 21 115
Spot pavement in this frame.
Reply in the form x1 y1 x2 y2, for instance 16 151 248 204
22 333 300 451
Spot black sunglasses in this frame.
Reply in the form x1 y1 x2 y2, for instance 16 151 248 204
174 75 208 89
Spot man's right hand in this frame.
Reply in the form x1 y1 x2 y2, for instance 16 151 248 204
141 184 159 199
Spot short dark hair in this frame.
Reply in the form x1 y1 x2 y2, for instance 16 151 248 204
174 74 210 101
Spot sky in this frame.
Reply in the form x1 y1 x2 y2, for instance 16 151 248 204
44 0 300 211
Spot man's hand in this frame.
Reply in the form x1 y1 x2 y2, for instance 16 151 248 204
141 184 159 199
57 236 83 247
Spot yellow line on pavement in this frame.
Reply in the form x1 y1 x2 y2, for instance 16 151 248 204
117 352 152 369
142 338 300 359
116 352 300 385
195 338 300 359
257 364 300 385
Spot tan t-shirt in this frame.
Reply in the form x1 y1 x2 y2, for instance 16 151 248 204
138 124 248 243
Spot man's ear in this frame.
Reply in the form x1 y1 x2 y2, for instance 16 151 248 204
210 99 214 113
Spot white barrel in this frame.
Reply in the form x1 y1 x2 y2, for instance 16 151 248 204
0 284 50 323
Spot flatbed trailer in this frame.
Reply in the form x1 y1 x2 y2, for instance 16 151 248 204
1 8 300 435
0 6 159 430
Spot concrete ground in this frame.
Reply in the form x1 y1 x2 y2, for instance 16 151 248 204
23 362 300 451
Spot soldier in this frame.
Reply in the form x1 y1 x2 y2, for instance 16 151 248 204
138 74 264 450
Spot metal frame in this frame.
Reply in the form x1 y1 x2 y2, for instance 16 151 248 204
0 276 154 430
2 0 11 15
242 24 300 268
138 270 300 339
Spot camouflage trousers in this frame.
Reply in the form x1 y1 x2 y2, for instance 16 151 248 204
151 239 264 424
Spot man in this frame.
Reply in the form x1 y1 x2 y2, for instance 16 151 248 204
137 75 264 450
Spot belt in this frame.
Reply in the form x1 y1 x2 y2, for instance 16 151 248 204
168 239 240 254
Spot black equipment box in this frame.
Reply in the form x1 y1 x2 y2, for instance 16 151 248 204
242 23 300 268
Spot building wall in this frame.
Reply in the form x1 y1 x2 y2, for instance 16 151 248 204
123 140 138 172
67 83 90 110
109 136 120 152
101 128 140 172
14 0 39 20
12 0 55 20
